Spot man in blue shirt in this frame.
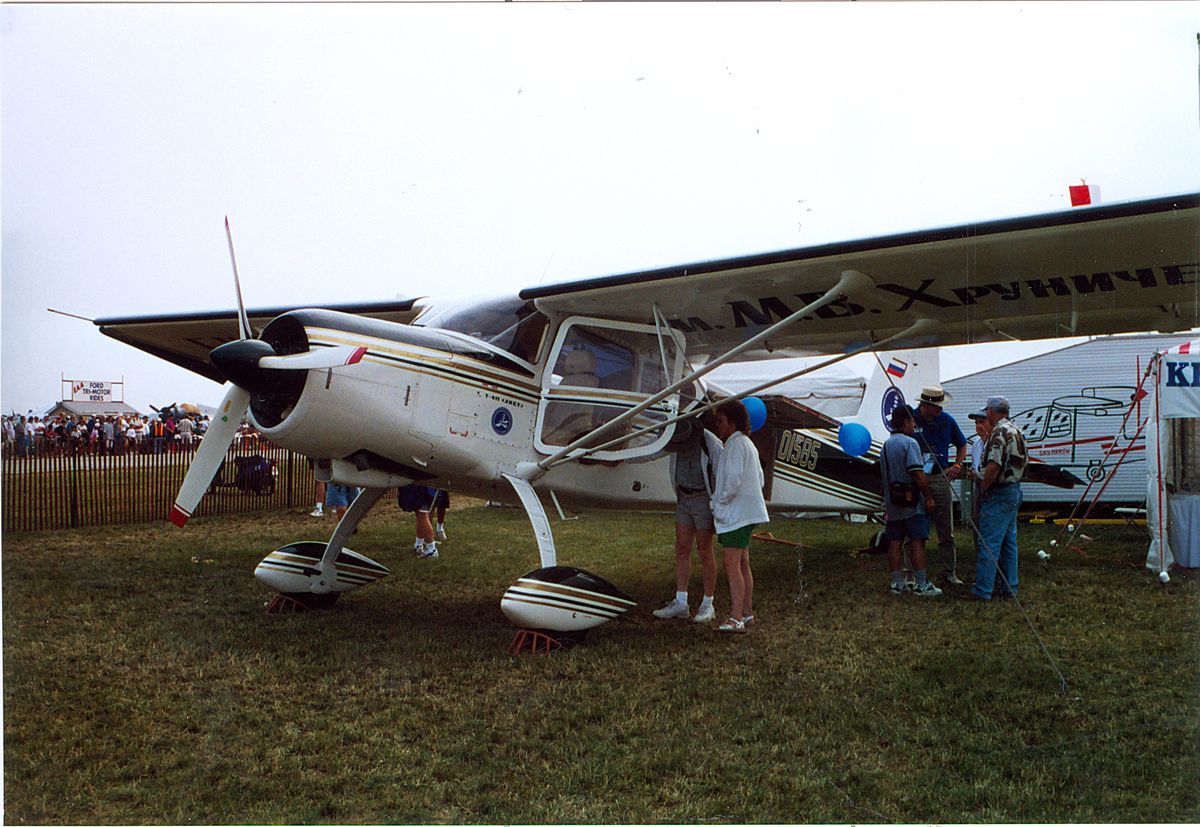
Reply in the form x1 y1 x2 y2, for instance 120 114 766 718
910 385 968 586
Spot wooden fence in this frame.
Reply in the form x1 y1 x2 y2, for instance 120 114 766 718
1 440 317 532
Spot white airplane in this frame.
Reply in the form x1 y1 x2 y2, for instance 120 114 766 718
93 194 1199 635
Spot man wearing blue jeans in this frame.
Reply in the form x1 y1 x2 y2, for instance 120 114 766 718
969 396 1028 601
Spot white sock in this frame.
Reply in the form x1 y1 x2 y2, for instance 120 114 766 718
699 595 714 609
675 591 688 606
437 522 445 531
314 503 323 511
413 538 424 549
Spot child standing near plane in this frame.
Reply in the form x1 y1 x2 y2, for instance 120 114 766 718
710 399 769 633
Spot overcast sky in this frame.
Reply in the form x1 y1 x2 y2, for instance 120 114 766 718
3 1 1198 415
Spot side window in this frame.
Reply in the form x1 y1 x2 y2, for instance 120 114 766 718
550 326 677 394
1045 408 1072 439
538 320 683 457
1010 407 1048 442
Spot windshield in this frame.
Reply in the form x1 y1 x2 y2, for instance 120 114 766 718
421 298 549 365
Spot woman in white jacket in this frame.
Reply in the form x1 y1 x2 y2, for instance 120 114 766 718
710 400 770 633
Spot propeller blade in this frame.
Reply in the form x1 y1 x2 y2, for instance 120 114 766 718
225 216 252 341
258 345 367 371
168 384 250 527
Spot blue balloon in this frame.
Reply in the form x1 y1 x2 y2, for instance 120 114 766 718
743 396 767 433
838 422 872 457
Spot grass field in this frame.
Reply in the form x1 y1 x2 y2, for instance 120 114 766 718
3 502 1197 824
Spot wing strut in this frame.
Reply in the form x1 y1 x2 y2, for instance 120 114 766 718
540 317 937 470
531 269 875 476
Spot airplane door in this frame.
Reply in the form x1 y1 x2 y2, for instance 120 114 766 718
535 317 686 461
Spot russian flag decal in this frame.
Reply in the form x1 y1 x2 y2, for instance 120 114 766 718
886 358 908 378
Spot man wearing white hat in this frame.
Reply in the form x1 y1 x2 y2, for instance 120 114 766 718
910 385 968 586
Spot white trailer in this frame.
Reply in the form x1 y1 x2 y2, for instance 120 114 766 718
943 333 1198 503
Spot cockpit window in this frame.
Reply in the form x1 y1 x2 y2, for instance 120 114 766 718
420 298 549 365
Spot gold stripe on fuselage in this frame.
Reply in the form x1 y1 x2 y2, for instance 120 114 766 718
310 328 541 403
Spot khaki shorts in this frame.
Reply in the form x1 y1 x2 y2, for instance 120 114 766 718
675 491 714 531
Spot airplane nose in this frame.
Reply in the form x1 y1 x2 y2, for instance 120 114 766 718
210 338 278 392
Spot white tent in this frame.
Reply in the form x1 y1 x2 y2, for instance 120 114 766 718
1145 339 1200 573
705 359 865 418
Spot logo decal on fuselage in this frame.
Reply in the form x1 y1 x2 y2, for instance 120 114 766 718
881 387 906 433
491 406 513 435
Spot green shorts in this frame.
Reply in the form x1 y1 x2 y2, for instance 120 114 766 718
717 524 756 549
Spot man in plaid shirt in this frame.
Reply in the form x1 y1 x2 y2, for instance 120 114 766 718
967 396 1028 602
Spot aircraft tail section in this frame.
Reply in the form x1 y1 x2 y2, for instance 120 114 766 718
843 349 940 441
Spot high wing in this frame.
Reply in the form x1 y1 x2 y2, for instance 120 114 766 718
521 193 1200 359
96 300 424 382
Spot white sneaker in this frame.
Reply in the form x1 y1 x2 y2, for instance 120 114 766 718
913 581 943 598
652 601 690 620
692 603 716 623
435 527 447 541
418 545 439 559
309 508 324 517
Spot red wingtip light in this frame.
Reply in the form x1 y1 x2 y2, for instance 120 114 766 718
347 346 368 365
168 505 190 527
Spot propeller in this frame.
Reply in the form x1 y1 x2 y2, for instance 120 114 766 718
168 384 250 526
168 218 365 527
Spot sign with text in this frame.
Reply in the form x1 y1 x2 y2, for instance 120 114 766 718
63 379 124 404
1161 351 1200 419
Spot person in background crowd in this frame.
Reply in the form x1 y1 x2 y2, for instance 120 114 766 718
398 484 440 559
965 410 993 526
151 417 165 454
32 417 45 457
433 490 451 541
652 411 723 624
106 417 118 455
325 483 359 521
881 405 942 598
2 416 16 457
177 415 195 452
966 396 1028 602
311 480 327 518
909 385 968 587
710 399 770 634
